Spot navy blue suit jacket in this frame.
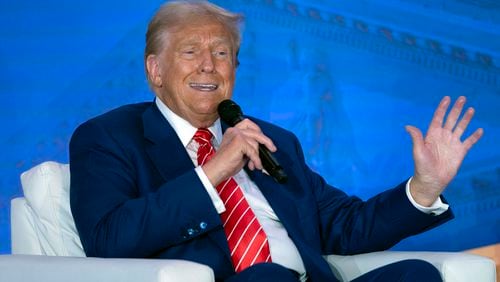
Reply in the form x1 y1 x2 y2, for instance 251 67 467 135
70 102 453 281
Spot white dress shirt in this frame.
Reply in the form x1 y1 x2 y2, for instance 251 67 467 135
154 98 448 280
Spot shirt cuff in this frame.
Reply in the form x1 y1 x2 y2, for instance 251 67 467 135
405 177 449 216
195 166 226 214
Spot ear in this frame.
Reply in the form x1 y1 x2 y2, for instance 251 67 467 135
146 54 162 87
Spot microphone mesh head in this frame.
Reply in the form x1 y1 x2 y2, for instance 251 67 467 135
218 100 242 126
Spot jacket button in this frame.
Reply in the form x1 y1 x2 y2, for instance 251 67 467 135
200 222 208 230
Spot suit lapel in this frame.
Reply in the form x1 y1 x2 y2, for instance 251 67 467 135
142 103 194 180
246 168 306 243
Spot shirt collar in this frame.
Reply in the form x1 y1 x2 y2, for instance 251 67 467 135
154 98 222 147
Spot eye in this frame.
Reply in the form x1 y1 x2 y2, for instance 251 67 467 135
180 48 197 59
213 49 230 58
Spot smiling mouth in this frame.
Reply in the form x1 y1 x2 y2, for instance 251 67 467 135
189 83 219 91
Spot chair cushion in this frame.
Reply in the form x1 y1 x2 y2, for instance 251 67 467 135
20 161 85 256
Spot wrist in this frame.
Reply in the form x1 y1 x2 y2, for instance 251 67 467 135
202 163 222 187
202 159 235 187
409 176 441 207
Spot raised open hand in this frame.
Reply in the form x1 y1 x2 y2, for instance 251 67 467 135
405 96 483 207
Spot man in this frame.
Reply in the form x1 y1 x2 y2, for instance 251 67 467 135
69 1 483 281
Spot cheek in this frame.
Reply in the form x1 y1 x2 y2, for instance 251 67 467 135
164 60 194 81
221 65 236 84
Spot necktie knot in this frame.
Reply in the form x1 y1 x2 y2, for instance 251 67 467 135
194 128 214 166
193 128 213 147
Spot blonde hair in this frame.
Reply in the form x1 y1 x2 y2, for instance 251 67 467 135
144 0 243 84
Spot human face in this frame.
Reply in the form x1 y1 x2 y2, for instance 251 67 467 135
147 20 236 128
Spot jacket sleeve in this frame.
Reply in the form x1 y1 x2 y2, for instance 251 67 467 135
287 132 454 255
69 120 222 258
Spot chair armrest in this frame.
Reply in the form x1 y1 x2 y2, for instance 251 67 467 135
0 255 214 282
324 251 496 282
11 197 43 255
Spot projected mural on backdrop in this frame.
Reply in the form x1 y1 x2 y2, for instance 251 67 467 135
0 0 498 253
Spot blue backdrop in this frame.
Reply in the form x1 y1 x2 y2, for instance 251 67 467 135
1 0 499 254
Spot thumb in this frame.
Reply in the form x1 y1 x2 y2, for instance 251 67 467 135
405 125 424 149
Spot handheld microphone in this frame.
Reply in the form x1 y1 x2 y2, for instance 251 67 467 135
218 99 288 184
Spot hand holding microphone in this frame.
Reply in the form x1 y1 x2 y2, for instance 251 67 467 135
217 100 288 184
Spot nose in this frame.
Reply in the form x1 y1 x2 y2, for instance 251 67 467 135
199 50 215 73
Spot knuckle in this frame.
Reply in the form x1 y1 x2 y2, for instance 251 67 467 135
225 127 237 135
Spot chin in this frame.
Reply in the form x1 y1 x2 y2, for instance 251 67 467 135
192 105 217 118
196 98 222 110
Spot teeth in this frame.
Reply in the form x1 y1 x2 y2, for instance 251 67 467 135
189 83 218 91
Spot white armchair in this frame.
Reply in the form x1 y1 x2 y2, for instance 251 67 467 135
1 161 496 281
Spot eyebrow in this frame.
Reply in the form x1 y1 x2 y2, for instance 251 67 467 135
177 36 233 48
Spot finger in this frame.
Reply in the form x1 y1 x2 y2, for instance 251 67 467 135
235 121 277 152
444 96 466 130
243 138 264 170
248 160 256 171
405 125 424 151
463 128 483 151
235 118 262 133
429 96 451 130
453 107 474 138
242 130 277 152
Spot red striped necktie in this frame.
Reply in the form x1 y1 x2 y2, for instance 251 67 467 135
193 128 272 272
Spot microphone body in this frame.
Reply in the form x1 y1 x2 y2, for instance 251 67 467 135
218 100 288 184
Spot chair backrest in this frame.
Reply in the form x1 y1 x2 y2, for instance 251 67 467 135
10 161 85 256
